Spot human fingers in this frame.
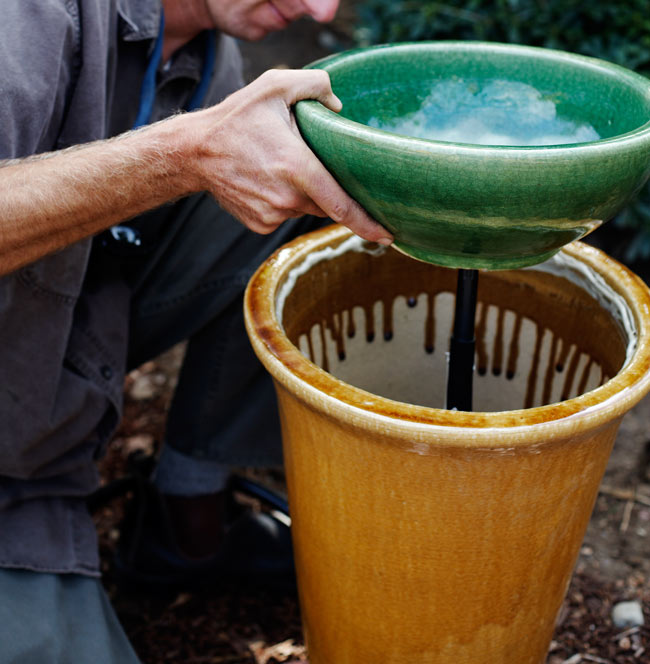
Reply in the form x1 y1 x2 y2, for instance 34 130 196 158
294 148 393 245
259 69 342 113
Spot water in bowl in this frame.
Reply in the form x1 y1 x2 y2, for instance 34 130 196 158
368 78 601 146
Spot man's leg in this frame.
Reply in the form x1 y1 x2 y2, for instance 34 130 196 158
116 194 326 574
127 194 325 465
0 569 141 664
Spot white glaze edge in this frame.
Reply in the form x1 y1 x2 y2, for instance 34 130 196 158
275 234 387 325
525 251 638 367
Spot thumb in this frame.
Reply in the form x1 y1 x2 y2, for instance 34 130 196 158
277 69 342 112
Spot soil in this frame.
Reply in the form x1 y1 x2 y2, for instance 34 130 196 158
94 8 650 664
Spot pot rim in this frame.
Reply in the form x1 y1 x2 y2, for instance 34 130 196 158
244 226 650 446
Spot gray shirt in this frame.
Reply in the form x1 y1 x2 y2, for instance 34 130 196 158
0 0 243 575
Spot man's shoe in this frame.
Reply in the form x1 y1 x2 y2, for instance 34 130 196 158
111 453 295 591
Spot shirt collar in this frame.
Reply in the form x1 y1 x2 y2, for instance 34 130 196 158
117 0 162 41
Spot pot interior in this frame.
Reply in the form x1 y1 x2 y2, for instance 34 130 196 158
278 239 632 412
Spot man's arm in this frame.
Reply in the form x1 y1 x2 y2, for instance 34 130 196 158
0 124 188 275
0 69 392 277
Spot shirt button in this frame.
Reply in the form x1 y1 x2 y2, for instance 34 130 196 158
100 365 114 380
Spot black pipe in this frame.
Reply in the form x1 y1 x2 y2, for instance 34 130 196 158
446 269 479 411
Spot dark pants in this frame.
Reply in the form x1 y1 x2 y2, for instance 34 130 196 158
115 194 326 466
0 198 328 663
0 569 142 664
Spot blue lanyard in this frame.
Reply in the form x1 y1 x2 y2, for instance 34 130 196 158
104 12 217 249
132 10 217 129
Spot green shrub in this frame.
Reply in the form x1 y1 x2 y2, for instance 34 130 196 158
353 0 650 262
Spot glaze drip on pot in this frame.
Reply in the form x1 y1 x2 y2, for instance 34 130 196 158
278 237 630 412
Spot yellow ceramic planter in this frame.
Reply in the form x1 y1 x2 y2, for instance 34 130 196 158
244 225 650 664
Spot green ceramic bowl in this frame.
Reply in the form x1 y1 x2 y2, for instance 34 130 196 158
295 42 650 269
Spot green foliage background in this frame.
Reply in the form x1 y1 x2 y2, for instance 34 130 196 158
353 0 650 261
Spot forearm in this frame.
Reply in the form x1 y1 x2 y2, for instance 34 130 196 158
0 69 391 279
0 115 199 276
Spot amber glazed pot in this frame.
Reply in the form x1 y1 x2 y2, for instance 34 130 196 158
244 226 650 664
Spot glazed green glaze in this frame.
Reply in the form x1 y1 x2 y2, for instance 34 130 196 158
295 42 650 269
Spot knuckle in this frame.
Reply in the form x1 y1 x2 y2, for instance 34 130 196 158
259 68 276 82
314 69 330 86
268 189 302 212
275 149 307 185
260 209 285 229
260 68 287 89
304 70 331 97
329 199 351 223
287 192 305 211
275 154 296 179
247 209 277 234
264 190 284 210
254 224 275 235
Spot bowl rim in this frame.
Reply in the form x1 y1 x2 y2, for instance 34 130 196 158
244 225 650 447
296 40 650 153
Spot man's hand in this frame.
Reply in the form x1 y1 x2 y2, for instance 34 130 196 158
186 69 393 245
0 69 391 277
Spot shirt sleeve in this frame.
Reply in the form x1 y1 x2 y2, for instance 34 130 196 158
0 0 80 158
